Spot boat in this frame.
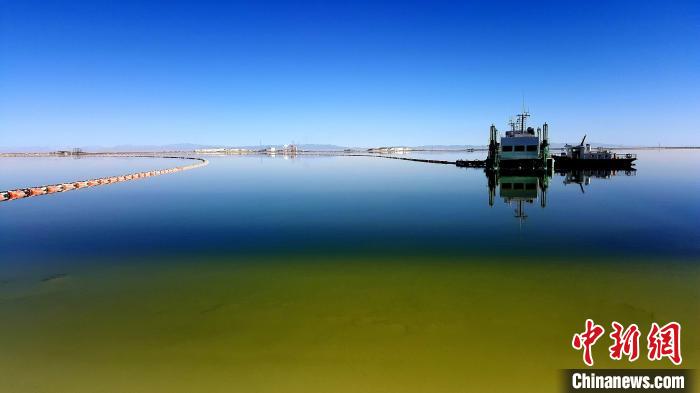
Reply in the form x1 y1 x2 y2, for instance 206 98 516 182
485 111 553 172
553 135 636 169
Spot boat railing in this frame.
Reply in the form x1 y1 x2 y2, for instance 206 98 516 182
613 153 637 159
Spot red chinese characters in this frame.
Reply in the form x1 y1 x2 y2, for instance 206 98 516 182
573 320 683 366
609 322 640 361
647 322 682 365
572 319 605 366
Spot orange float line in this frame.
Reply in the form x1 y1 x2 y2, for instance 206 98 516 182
1 156 208 203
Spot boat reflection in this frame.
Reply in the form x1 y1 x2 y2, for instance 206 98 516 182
559 168 636 193
486 168 636 225
487 171 549 227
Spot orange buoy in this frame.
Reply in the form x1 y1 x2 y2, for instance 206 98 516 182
46 185 60 193
8 190 27 199
29 187 46 196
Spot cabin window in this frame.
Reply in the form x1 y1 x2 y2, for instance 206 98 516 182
514 145 525 152
526 183 536 190
514 183 524 190
501 183 512 189
526 145 537 152
502 146 513 152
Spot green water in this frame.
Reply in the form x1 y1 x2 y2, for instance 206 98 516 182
1 254 697 393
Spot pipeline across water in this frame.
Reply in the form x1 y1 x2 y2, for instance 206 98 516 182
335 153 487 168
0 156 208 203
341 153 457 165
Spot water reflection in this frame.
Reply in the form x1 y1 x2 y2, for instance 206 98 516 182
559 168 637 193
487 170 549 227
486 168 637 225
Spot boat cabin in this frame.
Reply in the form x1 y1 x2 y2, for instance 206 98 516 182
561 142 614 160
499 113 544 161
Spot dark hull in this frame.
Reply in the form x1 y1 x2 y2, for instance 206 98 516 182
552 155 636 169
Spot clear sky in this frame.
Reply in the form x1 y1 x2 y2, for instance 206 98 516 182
1 0 698 148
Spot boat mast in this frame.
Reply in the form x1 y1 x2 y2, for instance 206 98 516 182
518 95 530 132
516 111 530 132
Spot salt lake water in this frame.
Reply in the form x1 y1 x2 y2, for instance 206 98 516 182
1 150 698 392
2 150 699 259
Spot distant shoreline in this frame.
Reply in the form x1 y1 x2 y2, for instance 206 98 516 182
0 146 698 157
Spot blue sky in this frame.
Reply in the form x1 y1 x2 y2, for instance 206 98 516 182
1 0 698 148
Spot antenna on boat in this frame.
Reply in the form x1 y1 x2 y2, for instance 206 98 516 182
580 134 587 146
